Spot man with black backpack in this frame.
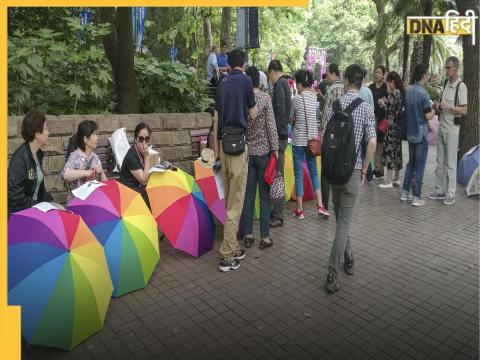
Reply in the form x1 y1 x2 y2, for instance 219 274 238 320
429 56 468 205
322 64 377 293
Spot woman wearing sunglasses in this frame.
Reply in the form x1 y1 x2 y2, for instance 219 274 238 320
119 122 152 207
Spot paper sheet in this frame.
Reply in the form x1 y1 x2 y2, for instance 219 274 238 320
214 173 225 200
148 165 167 174
72 180 106 200
32 202 58 212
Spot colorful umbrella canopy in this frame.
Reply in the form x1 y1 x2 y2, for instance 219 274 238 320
193 160 226 224
146 168 215 258
285 143 315 201
68 180 159 297
8 208 112 350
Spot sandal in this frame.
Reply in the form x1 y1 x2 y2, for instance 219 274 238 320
259 237 273 250
244 236 255 248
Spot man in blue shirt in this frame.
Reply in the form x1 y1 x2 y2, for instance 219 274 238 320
216 42 229 79
401 64 435 206
213 49 257 272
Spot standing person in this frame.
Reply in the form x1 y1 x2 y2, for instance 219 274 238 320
429 56 468 205
323 64 377 293
213 49 257 272
400 64 435 206
267 60 291 227
241 66 279 250
207 45 220 86
217 41 229 79
358 68 375 183
378 71 404 188
61 120 107 195
259 70 269 92
320 63 344 217
369 65 388 178
119 122 152 208
8 111 53 216
290 69 329 219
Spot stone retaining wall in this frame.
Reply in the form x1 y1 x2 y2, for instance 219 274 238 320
8 113 212 204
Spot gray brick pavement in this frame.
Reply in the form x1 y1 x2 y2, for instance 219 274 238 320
22 144 479 360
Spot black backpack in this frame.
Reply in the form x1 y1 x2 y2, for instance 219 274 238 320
322 98 363 185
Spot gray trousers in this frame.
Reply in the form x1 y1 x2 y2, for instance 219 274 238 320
271 139 288 220
434 129 459 197
328 170 360 274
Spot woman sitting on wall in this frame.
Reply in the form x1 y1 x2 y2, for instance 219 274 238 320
119 122 152 208
8 111 53 216
61 120 107 196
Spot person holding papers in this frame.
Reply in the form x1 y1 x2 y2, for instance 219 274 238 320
61 120 107 196
8 111 53 217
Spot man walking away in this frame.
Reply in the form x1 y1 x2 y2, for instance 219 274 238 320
401 64 435 206
213 49 257 272
429 56 468 205
323 64 376 293
267 60 291 227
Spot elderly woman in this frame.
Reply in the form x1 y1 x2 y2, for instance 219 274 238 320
8 111 53 216
240 66 279 250
61 120 107 194
119 122 152 207
290 69 329 220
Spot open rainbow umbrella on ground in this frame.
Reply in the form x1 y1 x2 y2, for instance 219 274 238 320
147 168 215 258
68 180 159 297
8 207 112 350
193 160 226 224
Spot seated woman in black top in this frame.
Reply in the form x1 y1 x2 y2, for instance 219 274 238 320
8 111 53 216
119 123 152 207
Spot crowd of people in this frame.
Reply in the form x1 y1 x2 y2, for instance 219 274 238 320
7 47 468 293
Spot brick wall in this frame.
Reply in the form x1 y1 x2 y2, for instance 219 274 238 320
8 113 212 204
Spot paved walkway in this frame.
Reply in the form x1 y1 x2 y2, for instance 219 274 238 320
23 144 479 360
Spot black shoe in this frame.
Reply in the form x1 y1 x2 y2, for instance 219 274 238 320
269 219 283 228
326 271 340 293
244 237 255 248
344 257 354 275
259 237 273 250
219 258 241 272
234 250 246 260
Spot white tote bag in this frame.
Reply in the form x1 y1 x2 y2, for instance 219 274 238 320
109 128 131 172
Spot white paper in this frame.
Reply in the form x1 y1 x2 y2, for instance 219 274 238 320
72 180 106 200
32 202 58 212
148 165 167 174
109 128 131 172
214 173 225 200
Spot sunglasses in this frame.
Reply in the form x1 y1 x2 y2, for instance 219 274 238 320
445 66 456 69
137 136 150 143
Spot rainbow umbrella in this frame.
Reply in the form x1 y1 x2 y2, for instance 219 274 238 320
68 180 159 297
8 208 112 350
193 160 226 224
146 168 215 258
285 143 315 201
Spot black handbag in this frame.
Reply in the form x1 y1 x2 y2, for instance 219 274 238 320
222 126 246 155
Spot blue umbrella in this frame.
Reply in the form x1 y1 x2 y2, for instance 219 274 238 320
458 145 479 186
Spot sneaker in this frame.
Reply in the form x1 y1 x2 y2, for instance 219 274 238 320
379 183 393 189
325 271 340 293
259 237 273 250
443 195 455 205
244 236 255 248
344 257 354 275
400 191 413 202
234 250 246 260
293 209 305 220
411 197 425 207
428 192 446 200
392 180 401 186
219 258 241 272
317 205 330 218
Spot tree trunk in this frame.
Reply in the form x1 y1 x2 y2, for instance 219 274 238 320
421 0 433 71
372 0 387 68
456 0 479 157
409 36 423 82
220 7 232 48
202 12 213 65
98 7 139 114
402 21 410 82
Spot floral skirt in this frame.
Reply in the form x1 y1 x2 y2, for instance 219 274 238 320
382 124 403 170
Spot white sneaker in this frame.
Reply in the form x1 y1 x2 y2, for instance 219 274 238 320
392 180 401 186
400 191 413 202
412 197 425 207
379 183 393 189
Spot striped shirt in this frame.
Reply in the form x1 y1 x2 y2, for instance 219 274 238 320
324 90 377 169
321 80 344 130
290 91 319 146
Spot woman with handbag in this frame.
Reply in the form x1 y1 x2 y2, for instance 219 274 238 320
290 69 329 220
378 71 404 188
240 66 279 250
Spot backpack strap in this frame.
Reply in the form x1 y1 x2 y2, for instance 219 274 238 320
344 98 363 115
454 81 462 107
333 99 342 113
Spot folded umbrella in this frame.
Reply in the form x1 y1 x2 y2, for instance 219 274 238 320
68 180 159 297
8 208 112 350
193 160 226 224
